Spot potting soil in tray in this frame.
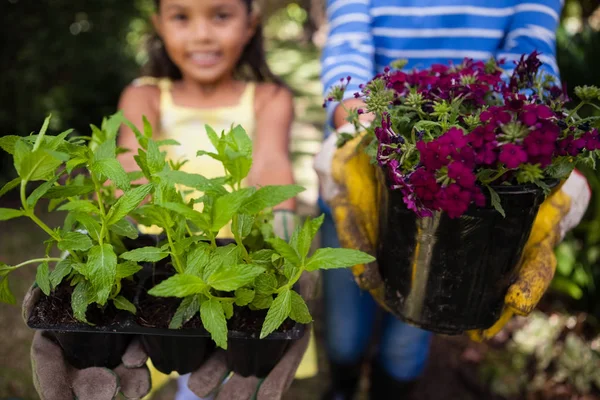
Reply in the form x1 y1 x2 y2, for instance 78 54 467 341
27 269 305 376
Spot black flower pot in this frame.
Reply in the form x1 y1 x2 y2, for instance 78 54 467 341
141 334 215 375
377 180 552 334
46 331 131 369
226 323 306 378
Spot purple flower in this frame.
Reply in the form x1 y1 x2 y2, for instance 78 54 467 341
448 161 476 189
499 144 528 169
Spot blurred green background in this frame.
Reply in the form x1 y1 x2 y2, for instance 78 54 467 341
1 0 600 398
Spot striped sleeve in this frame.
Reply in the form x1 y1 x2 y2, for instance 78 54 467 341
321 0 375 131
496 0 563 80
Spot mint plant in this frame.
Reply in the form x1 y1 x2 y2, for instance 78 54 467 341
0 113 152 321
0 112 375 347
143 124 376 349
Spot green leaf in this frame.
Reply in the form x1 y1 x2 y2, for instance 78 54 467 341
169 295 200 329
201 299 228 349
211 188 255 232
113 295 136 314
309 214 325 239
239 185 305 215
487 186 506 218
120 247 169 262
13 140 30 176
72 281 94 324
186 244 211 276
234 288 255 306
250 250 276 267
106 183 153 226
207 263 265 292
156 170 227 196
267 237 300 266
91 159 130 190
222 301 234 319
148 274 207 298
103 112 124 140
87 244 117 305
74 213 102 242
283 261 299 280
305 248 376 272
0 208 24 222
260 288 292 339
250 294 273 310
205 125 224 153
157 139 180 147
116 262 143 279
547 158 575 180
133 205 174 229
146 139 165 175
58 232 93 252
289 290 312 324
254 273 278 295
36 262 51 296
228 125 253 156
142 116 154 138
295 217 315 261
203 244 242 281
27 178 59 208
109 218 139 240
50 259 74 288
0 177 21 198
17 149 63 182
163 202 210 231
44 184 95 199
0 277 15 304
57 200 100 214
232 214 254 239
66 157 88 173
534 180 552 196
0 135 20 154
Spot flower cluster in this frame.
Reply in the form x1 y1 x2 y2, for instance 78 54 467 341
327 52 600 218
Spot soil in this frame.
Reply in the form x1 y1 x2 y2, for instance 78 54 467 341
137 274 298 334
228 305 296 334
28 278 136 327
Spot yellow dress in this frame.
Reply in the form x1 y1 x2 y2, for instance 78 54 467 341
130 77 317 396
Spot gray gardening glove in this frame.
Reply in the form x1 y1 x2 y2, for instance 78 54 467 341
23 287 152 400
188 210 318 400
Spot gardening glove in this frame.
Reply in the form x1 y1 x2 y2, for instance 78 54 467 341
187 210 318 400
467 170 591 341
314 124 592 334
23 287 151 400
314 126 387 307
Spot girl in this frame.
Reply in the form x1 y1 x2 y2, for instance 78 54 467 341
117 0 309 398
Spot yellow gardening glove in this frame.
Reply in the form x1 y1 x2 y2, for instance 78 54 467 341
466 186 571 341
320 129 589 339
327 132 387 307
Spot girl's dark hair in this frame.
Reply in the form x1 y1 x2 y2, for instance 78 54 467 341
144 0 284 86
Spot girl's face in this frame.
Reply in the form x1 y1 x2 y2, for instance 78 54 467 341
154 0 256 84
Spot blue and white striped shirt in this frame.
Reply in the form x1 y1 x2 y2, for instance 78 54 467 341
321 0 563 130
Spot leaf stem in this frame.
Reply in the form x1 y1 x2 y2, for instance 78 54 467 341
481 169 508 185
278 264 304 293
91 174 108 245
165 228 184 274
20 180 28 213
567 102 586 121
14 258 63 269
